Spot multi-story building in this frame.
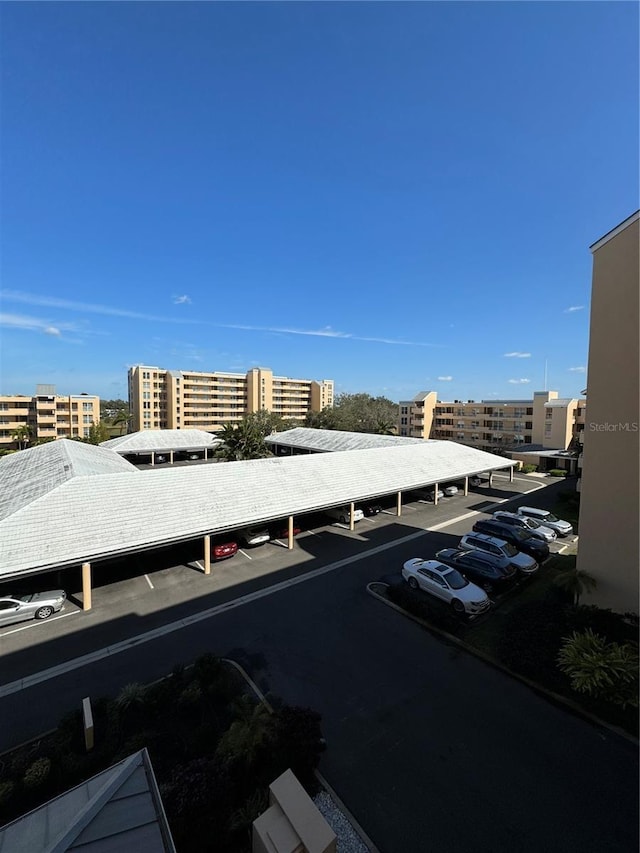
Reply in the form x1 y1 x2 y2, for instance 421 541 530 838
0 385 100 448
577 210 639 614
399 390 585 471
128 366 334 433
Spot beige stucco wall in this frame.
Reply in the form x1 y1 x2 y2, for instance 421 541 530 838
578 215 639 613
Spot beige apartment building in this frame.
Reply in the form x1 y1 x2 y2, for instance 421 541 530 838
0 385 100 448
128 365 334 432
399 390 585 471
577 210 639 614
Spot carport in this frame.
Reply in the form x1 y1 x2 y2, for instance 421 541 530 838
0 437 516 612
101 428 222 466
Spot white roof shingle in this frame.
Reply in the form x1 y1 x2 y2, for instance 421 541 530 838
0 441 515 580
265 427 430 453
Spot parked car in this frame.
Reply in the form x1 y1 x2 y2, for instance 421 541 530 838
413 488 444 502
358 503 382 516
458 533 539 575
443 485 459 497
492 511 557 542
187 452 201 461
154 454 168 464
469 473 490 487
401 559 490 616
239 527 271 547
269 521 302 539
0 590 66 626
211 538 238 561
435 548 517 592
326 507 365 524
471 519 550 562
516 506 574 537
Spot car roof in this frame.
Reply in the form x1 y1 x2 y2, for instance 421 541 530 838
463 532 509 547
518 506 546 514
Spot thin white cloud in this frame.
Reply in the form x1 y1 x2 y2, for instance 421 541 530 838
173 295 192 305
568 366 586 372
508 378 531 384
504 352 531 358
564 305 585 313
0 312 77 336
437 375 453 381
0 291 445 348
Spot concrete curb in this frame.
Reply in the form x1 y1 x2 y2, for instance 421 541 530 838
366 583 638 746
222 659 380 853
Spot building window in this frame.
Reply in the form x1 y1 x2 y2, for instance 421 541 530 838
456 433 465 440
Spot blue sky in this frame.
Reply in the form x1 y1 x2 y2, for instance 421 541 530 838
1 2 638 403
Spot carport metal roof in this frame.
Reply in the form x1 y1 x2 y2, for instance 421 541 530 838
100 429 221 454
0 439 514 580
265 427 432 452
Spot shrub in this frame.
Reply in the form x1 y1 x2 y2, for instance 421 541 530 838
521 464 537 474
193 653 225 687
547 469 567 477
0 781 14 807
557 629 639 709
23 757 51 789
497 597 569 682
567 606 639 645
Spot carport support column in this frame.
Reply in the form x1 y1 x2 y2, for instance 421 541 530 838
151 452 155 467
489 472 494 487
509 466 514 483
203 535 211 575
349 501 355 531
396 491 402 516
81 562 92 612
434 483 439 506
204 448 208 461
288 515 294 550
169 450 174 465
463 476 469 497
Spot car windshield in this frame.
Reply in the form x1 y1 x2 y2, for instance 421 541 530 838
543 513 559 522
444 569 469 590
503 543 518 556
512 528 529 541
525 518 541 528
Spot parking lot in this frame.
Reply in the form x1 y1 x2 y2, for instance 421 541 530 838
0 472 570 660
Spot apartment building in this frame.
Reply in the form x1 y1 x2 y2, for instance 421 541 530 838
399 390 585 471
577 211 639 614
0 385 100 448
128 366 334 432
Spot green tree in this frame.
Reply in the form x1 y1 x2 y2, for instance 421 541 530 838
100 398 129 418
112 410 133 435
557 628 639 708
305 393 398 434
84 420 111 445
11 424 32 450
216 414 275 461
553 566 598 606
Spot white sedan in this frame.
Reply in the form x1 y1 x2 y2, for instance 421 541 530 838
402 558 490 616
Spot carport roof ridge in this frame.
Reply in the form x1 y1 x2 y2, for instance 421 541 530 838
0 439 137 523
0 440 515 579
100 429 222 453
265 427 432 452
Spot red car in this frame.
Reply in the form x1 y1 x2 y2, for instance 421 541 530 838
212 539 238 561
269 522 302 540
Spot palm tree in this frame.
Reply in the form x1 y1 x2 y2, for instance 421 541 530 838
11 424 32 450
216 419 272 461
112 410 132 435
553 567 598 606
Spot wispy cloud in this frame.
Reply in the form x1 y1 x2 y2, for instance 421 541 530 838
568 366 586 372
564 305 585 313
1 291 444 348
437 375 453 381
508 378 531 384
504 352 531 358
173 295 191 305
0 312 77 337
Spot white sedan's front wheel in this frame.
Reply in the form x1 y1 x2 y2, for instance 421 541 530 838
35 606 54 620
408 577 419 590
451 599 465 615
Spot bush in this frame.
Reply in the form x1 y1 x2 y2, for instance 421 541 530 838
521 464 537 474
547 469 567 477
567 606 639 646
23 757 51 790
0 781 14 807
557 629 639 709
497 597 569 683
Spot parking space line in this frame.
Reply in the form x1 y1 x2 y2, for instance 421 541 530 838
239 549 253 560
361 517 377 523
144 574 154 590
194 561 205 572
0 610 78 639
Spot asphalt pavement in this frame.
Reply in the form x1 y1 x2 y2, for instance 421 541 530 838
0 477 637 852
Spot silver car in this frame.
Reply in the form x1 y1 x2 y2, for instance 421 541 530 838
492 511 557 542
0 590 66 626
